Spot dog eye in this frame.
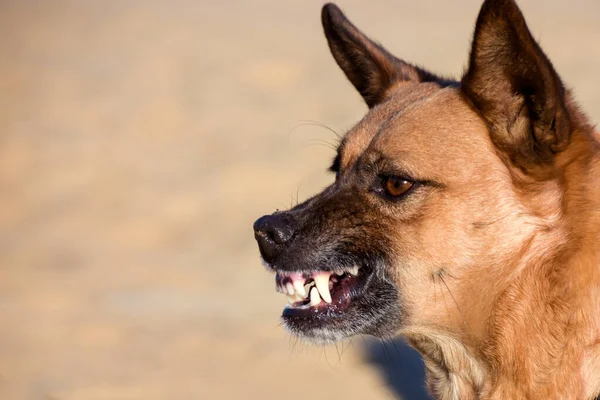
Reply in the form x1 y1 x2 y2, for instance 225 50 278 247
383 176 414 198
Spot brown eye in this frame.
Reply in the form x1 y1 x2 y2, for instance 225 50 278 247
383 176 414 198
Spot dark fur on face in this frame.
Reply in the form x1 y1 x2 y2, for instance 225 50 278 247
255 1 600 398
265 179 403 343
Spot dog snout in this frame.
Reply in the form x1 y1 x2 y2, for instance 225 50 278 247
253 214 295 264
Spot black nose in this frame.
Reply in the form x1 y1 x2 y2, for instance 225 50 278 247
253 214 295 264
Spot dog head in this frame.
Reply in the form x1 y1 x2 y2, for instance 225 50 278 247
254 0 591 346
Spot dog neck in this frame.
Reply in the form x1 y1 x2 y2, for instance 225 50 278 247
403 125 600 400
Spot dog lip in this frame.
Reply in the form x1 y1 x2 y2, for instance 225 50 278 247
277 265 369 319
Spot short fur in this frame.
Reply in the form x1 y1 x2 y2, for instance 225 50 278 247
254 1 600 398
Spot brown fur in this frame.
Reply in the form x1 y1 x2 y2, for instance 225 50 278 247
324 2 600 398
255 1 600 398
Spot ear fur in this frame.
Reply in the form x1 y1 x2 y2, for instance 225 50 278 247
461 0 571 173
322 3 445 108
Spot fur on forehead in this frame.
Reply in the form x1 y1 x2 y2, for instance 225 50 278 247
338 84 496 184
338 82 443 169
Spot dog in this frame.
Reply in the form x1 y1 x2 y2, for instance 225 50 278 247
253 0 600 398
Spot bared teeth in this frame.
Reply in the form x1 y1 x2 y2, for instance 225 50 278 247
313 271 332 303
286 293 304 305
276 268 356 306
309 286 322 306
293 279 307 298
285 283 295 296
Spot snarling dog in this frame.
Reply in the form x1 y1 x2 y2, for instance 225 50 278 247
253 0 600 398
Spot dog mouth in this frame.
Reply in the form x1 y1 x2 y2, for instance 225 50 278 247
269 255 400 344
275 265 370 318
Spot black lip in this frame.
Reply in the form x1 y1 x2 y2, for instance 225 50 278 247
280 266 402 343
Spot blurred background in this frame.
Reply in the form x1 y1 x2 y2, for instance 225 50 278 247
0 1 598 399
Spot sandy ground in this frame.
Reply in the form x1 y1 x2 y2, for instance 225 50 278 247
0 1 598 399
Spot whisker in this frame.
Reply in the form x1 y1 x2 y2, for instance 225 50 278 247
391 339 404 361
288 336 300 363
323 346 335 370
295 120 343 140
380 339 398 380
441 270 459 280
300 139 338 151
339 339 351 359
435 271 452 321
390 339 407 385
359 334 369 351
432 271 438 304
424 272 434 308
334 342 343 366
439 271 469 330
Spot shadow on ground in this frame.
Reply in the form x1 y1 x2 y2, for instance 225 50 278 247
363 337 433 400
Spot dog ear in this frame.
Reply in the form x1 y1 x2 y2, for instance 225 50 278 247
462 0 571 173
322 3 441 108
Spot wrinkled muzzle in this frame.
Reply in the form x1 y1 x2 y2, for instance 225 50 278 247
253 188 403 344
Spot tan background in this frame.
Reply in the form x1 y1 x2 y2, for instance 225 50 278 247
0 1 598 399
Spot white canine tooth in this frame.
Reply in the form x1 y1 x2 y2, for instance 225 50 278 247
287 294 303 305
293 279 307 298
285 283 295 296
313 272 332 304
309 287 322 306
349 266 359 276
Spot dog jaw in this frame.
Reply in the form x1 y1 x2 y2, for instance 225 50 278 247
255 0 600 398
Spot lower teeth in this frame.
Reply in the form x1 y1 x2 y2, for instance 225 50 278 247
286 294 304 304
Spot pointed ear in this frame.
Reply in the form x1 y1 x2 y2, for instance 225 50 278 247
462 0 571 172
322 3 442 108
